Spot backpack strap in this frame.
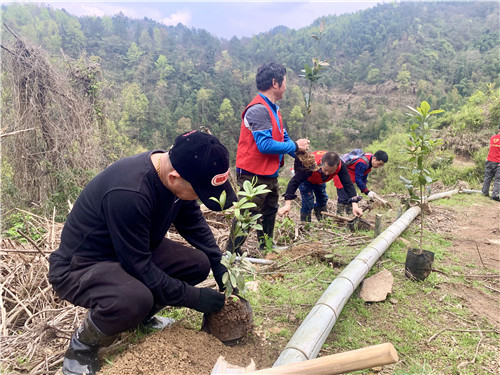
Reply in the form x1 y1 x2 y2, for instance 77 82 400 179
360 155 370 166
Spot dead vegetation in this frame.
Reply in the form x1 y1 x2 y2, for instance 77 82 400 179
1 24 108 214
0 198 379 374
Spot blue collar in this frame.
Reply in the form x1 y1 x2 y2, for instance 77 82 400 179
259 93 280 113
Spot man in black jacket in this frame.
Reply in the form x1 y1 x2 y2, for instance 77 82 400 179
48 131 237 375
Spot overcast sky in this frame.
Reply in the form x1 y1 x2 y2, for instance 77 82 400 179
10 1 381 39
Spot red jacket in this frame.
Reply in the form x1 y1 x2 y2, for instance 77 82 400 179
487 134 500 163
334 153 373 189
235 95 284 175
307 151 341 184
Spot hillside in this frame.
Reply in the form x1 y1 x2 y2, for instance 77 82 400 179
1 1 499 218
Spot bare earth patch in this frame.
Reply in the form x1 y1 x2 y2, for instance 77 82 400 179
98 324 278 375
436 201 500 328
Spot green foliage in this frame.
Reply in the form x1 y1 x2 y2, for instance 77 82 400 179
400 101 443 253
220 251 255 298
2 212 47 244
154 55 174 82
210 177 268 297
299 21 330 137
2 1 499 218
488 89 500 125
366 68 381 84
273 217 296 247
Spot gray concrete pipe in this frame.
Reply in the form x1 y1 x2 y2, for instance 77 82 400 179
273 189 461 367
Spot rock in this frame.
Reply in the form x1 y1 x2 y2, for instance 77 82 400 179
246 280 260 292
359 269 394 302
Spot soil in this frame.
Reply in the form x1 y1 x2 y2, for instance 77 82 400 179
98 324 275 375
436 200 500 328
96 197 499 375
295 150 318 171
204 296 254 343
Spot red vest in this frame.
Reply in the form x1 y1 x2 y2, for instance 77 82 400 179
307 151 342 184
236 95 284 175
333 153 373 189
487 134 500 163
346 153 372 182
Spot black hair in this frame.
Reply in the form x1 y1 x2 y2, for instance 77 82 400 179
374 150 388 163
321 151 340 167
256 62 287 91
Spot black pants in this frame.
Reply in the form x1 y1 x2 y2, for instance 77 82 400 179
336 187 351 205
49 238 210 335
227 173 279 252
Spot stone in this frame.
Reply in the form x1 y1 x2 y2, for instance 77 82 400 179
359 269 394 302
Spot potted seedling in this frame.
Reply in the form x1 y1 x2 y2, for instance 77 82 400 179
400 101 443 281
203 178 268 344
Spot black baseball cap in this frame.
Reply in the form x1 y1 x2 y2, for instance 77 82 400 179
169 130 237 211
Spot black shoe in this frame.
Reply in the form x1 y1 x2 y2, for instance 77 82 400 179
314 206 327 221
300 212 311 222
482 192 489 197
337 203 348 216
491 196 500 202
62 312 117 375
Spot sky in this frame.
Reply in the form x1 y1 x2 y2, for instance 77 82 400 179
8 1 382 39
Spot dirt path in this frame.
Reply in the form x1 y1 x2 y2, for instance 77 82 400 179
436 199 500 328
98 197 500 375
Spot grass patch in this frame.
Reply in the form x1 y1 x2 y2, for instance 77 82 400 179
244 196 498 374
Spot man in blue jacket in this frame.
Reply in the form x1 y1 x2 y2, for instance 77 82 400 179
49 131 237 375
228 62 309 254
334 150 388 215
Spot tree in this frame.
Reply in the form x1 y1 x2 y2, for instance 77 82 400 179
126 42 143 66
366 68 381 84
177 117 193 134
401 101 443 253
154 54 174 83
396 63 411 93
300 22 330 138
196 88 214 127
287 105 304 140
119 83 149 140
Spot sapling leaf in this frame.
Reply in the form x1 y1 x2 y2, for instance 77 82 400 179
229 273 237 287
239 202 257 209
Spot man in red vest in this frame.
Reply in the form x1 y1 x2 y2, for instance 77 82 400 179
278 151 363 221
482 125 500 201
228 62 310 254
334 150 388 215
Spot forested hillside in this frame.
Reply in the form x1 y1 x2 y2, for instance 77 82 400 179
1 1 499 220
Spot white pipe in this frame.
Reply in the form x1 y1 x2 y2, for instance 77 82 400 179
239 257 274 265
427 189 459 201
460 189 482 194
273 189 461 367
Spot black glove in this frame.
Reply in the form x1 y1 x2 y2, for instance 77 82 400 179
213 268 227 292
348 195 363 204
194 288 225 314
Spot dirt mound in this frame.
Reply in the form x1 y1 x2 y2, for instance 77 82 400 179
99 324 277 375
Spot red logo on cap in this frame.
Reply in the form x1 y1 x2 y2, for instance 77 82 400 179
212 169 229 186
183 130 197 137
